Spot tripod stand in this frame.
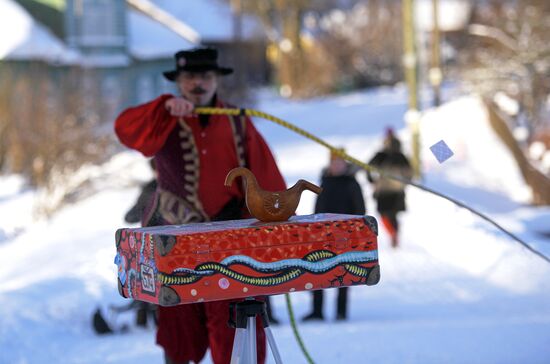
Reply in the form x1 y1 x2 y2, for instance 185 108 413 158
229 298 283 364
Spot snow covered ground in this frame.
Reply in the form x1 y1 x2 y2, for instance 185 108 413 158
1 86 549 364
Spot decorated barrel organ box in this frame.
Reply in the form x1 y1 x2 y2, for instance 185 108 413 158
115 213 380 306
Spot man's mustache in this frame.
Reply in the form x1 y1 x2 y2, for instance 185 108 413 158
191 87 207 94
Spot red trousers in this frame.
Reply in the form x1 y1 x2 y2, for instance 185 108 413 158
156 299 266 364
381 215 397 239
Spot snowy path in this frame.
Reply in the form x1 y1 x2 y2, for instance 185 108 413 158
1 89 549 364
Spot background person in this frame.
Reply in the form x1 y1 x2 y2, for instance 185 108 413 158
124 159 158 225
303 149 366 321
367 128 412 248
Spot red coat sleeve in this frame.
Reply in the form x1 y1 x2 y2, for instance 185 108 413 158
244 118 287 191
114 94 177 157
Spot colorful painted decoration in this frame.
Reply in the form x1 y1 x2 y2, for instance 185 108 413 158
115 213 380 306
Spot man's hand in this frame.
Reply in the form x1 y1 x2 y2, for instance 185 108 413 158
165 97 194 117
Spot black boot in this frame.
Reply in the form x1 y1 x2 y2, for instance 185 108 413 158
135 304 148 327
336 287 348 320
92 308 113 334
149 304 159 327
302 290 324 321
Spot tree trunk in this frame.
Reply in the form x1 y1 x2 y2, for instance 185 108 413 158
484 99 550 205
278 3 305 97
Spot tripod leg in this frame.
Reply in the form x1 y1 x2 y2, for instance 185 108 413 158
247 316 257 364
265 326 283 364
230 328 247 364
229 299 271 364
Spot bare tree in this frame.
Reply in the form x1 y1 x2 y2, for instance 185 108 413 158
485 99 550 205
234 0 317 97
0 70 11 172
0 62 116 215
459 0 550 204
231 0 403 97
317 1 403 89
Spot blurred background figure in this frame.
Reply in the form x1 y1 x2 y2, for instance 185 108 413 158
367 128 412 248
303 148 366 321
105 158 159 330
93 158 159 334
124 159 158 224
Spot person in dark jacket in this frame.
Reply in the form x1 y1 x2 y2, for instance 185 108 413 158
367 128 412 248
124 159 158 224
302 149 366 321
124 179 157 223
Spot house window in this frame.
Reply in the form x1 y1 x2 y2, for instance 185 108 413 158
76 0 125 47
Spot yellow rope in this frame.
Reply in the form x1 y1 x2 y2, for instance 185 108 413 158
196 107 375 173
285 293 315 364
195 106 550 264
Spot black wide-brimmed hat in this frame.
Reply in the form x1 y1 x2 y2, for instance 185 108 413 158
163 48 233 81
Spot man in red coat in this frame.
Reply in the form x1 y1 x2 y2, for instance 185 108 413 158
114 48 286 364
